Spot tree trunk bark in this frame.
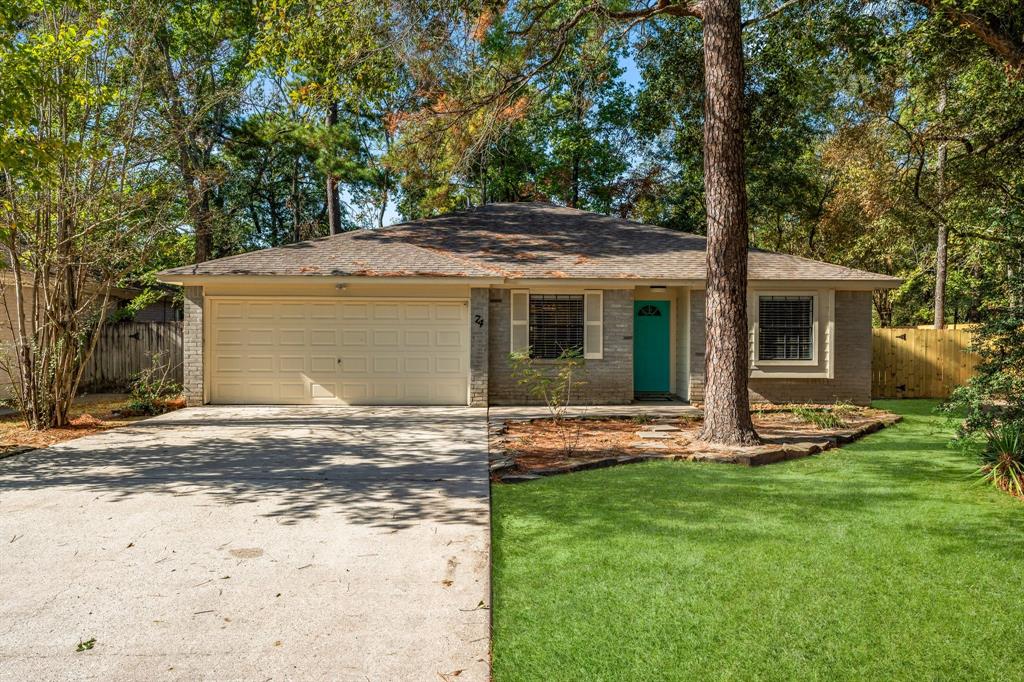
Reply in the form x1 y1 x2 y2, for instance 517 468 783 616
697 0 760 445
933 85 948 329
326 101 342 235
193 180 213 263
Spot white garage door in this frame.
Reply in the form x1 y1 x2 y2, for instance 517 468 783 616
208 298 469 405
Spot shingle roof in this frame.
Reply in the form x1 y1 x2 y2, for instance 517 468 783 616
159 202 900 284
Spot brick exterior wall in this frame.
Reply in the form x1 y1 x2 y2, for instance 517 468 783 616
469 288 489 407
675 287 689 400
487 288 634 405
689 289 873 405
183 286 204 405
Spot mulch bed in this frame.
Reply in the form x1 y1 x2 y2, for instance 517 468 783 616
490 407 902 482
0 396 185 455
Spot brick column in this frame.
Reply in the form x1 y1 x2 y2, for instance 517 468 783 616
689 289 706 402
183 286 204 405
469 288 489 407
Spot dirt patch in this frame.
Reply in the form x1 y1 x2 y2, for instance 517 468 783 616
492 407 901 480
0 394 183 450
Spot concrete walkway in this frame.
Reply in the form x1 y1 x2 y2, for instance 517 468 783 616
488 403 703 421
0 406 491 681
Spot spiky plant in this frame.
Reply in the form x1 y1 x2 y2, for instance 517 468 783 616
977 423 1024 497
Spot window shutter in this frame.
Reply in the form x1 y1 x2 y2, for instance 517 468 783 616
510 290 529 354
583 290 603 359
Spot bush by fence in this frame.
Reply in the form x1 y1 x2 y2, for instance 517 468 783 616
80 321 183 391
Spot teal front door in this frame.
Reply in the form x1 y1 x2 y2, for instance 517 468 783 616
634 300 671 393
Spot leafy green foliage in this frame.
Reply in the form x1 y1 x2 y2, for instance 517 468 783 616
1 3 181 428
126 353 182 415
944 267 1024 442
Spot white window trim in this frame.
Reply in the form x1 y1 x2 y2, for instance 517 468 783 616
508 288 604 360
752 291 820 367
748 289 836 379
583 290 603 360
510 289 529 354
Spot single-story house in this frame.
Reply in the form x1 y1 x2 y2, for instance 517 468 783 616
157 202 900 407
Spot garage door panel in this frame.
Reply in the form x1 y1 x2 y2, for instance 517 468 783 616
279 382 306 400
247 329 276 346
215 329 245 346
373 330 400 346
436 330 463 347
435 303 465 321
372 303 401 320
309 303 337 319
279 355 306 372
209 298 469 405
310 355 336 373
247 356 275 372
278 303 306 319
215 355 246 373
341 330 367 346
405 304 431 320
404 330 431 346
247 303 275 319
372 382 401 400
372 356 400 373
311 382 336 399
310 329 336 346
435 357 463 373
341 303 369 319
339 355 368 372
215 302 244 319
435 381 468 403
404 356 431 373
341 383 369 402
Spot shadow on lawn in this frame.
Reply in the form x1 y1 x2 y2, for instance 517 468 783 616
0 406 489 529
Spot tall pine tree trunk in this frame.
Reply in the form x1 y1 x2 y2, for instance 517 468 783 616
326 101 342 235
933 85 948 329
698 0 759 445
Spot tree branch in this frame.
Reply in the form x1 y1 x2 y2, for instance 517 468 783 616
912 0 1024 76
742 0 803 27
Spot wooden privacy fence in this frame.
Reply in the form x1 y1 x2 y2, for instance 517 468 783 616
871 327 979 399
81 321 183 391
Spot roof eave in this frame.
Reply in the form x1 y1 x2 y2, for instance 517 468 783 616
155 273 505 286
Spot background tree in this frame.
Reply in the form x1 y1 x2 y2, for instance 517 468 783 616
148 0 256 262
1 1 178 427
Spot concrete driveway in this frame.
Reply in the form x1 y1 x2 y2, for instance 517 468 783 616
0 406 491 681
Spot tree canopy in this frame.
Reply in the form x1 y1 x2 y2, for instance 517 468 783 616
2 0 1022 433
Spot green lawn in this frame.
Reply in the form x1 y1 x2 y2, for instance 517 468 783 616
491 400 1024 681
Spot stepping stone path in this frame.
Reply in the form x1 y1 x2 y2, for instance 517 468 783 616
643 424 681 432
636 422 681 440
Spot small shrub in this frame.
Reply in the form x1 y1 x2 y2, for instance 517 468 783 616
976 423 1024 497
127 353 182 415
631 413 654 425
832 401 860 418
791 406 845 430
509 348 587 457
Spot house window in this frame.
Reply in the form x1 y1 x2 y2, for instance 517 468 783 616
528 294 584 359
758 295 814 361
